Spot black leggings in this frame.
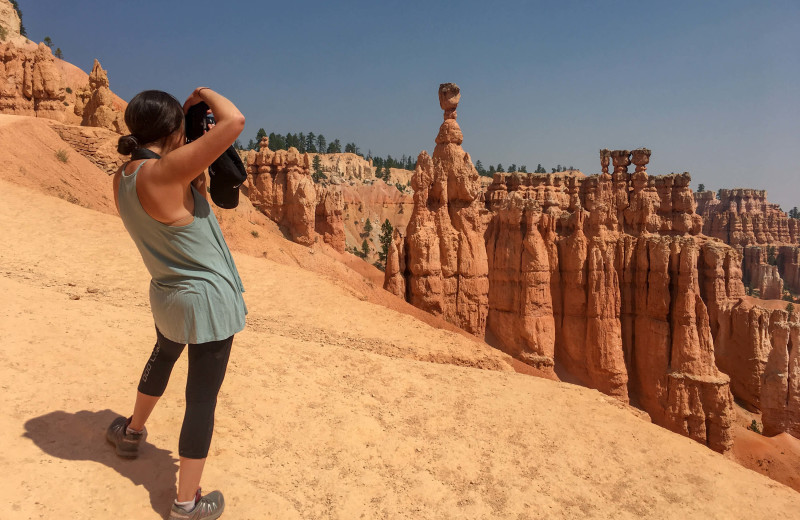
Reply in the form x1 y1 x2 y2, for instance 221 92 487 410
137 328 233 459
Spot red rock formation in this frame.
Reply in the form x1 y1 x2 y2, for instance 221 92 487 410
314 185 345 253
483 169 733 450
386 87 737 451
245 139 317 246
74 59 126 134
0 41 66 121
696 189 799 247
386 83 489 336
695 188 800 297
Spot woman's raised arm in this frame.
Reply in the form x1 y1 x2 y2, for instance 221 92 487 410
149 88 245 186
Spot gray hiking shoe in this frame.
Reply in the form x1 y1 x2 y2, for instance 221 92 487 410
169 489 225 520
106 416 146 458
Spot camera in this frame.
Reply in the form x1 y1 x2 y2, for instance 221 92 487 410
203 113 216 132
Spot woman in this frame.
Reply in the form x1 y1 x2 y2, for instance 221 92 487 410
106 87 246 520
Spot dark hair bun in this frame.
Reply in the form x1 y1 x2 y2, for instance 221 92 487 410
117 135 139 155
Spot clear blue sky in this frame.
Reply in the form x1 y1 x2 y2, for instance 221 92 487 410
20 0 800 210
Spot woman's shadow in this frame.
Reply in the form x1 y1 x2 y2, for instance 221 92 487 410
23 409 177 518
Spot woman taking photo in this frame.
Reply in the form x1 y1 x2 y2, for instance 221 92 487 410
106 87 246 520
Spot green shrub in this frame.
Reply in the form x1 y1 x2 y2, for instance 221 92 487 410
787 302 795 315
250 230 259 238
55 149 69 163
65 87 72 94
748 420 762 435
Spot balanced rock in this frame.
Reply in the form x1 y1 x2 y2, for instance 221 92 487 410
386 83 489 336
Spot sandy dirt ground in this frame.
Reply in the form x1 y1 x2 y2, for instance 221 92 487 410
2 178 800 520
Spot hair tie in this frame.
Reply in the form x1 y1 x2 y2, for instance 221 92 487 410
128 135 140 148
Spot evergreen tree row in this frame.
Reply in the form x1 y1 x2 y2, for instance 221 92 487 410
235 129 417 174
473 162 575 178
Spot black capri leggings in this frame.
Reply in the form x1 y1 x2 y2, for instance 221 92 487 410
138 328 233 459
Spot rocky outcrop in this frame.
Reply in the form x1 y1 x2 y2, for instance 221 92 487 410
0 41 66 121
314 186 345 253
73 59 126 134
50 123 124 175
386 83 489 336
695 189 799 247
0 0 21 41
245 138 317 246
313 153 374 183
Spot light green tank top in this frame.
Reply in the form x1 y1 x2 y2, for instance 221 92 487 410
117 160 246 344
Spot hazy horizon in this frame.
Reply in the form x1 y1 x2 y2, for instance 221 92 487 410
17 0 800 210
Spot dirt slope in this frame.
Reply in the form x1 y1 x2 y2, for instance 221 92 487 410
2 178 800 519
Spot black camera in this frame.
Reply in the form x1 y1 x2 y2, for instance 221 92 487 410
204 113 215 132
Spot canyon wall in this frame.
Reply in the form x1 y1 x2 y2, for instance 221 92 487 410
384 83 800 451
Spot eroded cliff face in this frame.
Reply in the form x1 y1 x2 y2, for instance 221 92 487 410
245 138 346 250
0 41 65 121
481 166 734 451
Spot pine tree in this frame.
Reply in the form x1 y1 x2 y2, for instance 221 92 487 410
519 165 527 173
383 165 391 183
375 166 383 180
54 48 63 59
298 133 306 153
312 155 326 183
43 36 53 48
305 132 316 153
697 183 706 192
489 165 496 175
496 164 504 173
509 164 517 172
378 219 393 266
364 218 373 234
789 207 799 219
475 160 485 176
345 143 356 154
361 239 370 258
328 139 342 153
256 128 267 146
535 164 545 173
317 134 326 155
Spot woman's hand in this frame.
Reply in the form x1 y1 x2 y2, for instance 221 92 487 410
183 87 211 114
